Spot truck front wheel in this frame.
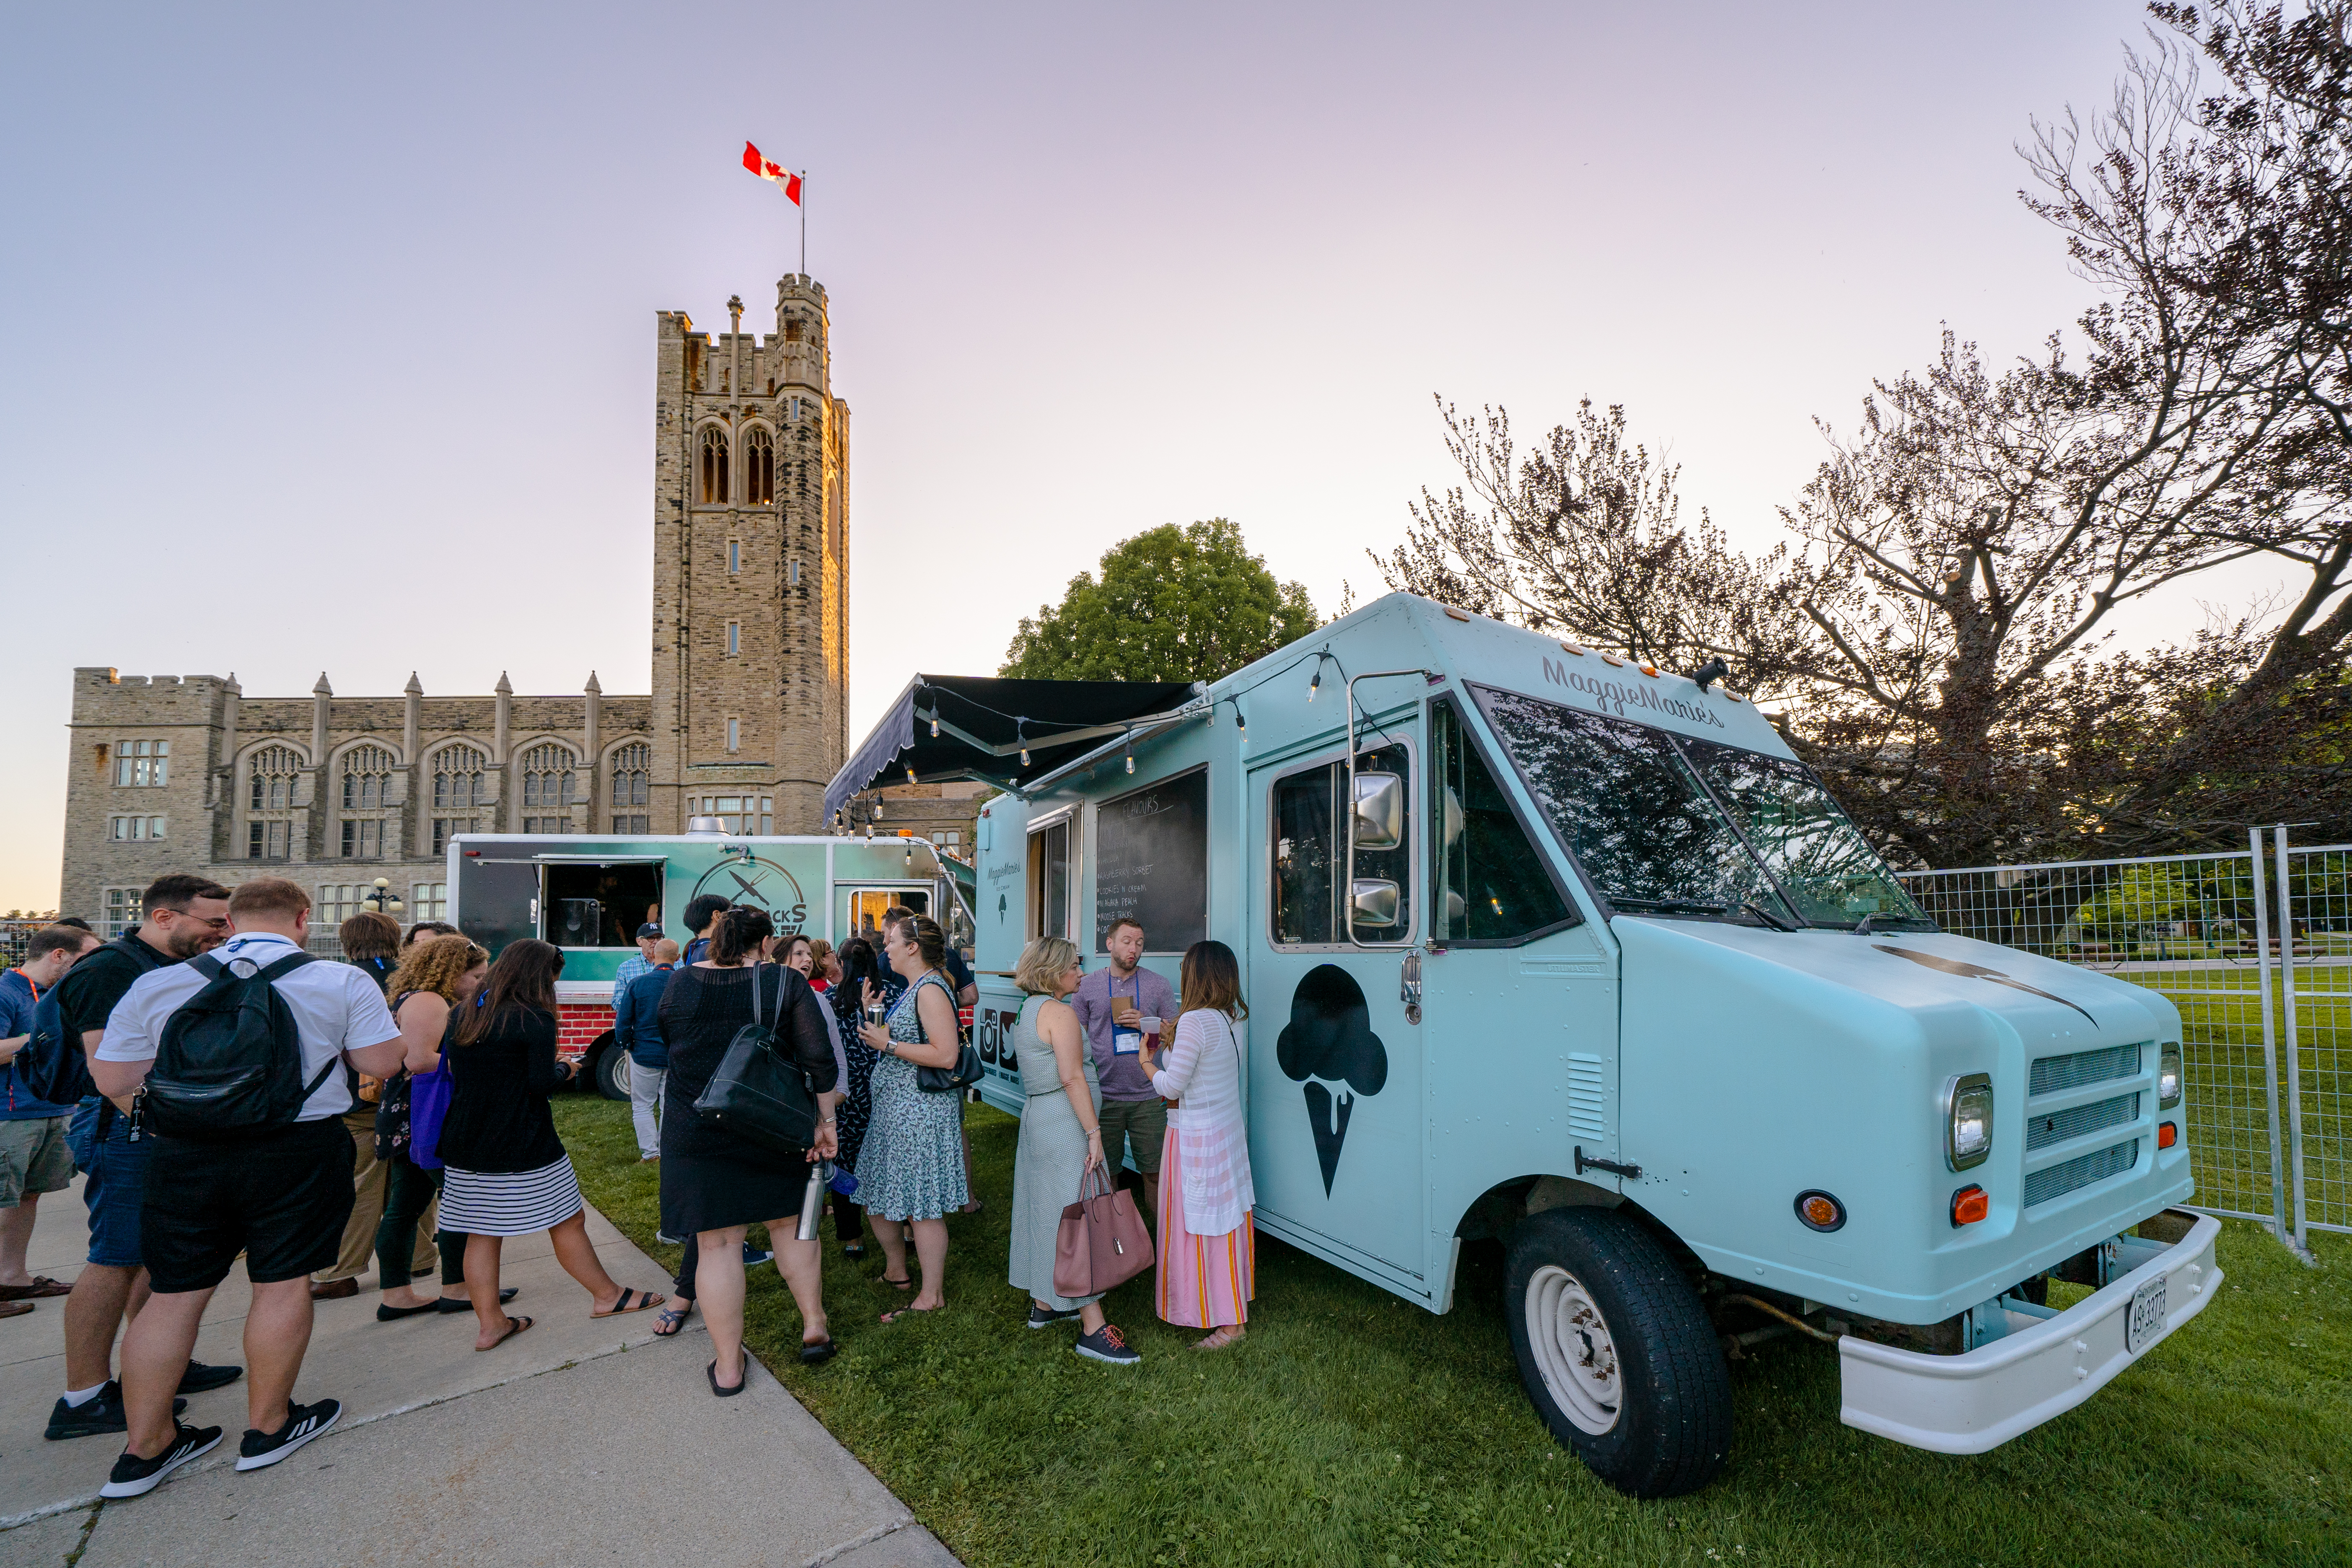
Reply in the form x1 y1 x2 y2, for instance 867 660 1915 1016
1506 1207 1730 1498
592 1040 632 1102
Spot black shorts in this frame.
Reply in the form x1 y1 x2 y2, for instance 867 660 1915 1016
140 1119 356 1294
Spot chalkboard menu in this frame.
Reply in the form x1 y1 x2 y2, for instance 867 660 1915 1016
1094 767 1209 953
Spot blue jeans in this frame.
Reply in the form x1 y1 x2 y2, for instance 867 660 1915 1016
67 1099 149 1269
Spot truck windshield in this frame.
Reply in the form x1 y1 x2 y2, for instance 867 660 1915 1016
1679 738 1930 929
1470 687 1795 920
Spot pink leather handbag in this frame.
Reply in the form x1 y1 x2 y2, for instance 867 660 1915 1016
1054 1163 1155 1299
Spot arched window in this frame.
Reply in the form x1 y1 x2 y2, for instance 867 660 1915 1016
745 426 773 505
699 426 730 504
610 741 650 834
430 744 488 856
245 746 303 860
521 742 578 834
340 745 394 810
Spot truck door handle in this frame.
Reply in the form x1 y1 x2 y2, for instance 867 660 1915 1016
1400 950 1422 1025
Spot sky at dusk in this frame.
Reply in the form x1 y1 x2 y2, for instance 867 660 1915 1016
0 2 2257 909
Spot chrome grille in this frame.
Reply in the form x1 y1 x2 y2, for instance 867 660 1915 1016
2030 1042 2142 1098
2024 1138 2141 1206
2028 1092 2140 1152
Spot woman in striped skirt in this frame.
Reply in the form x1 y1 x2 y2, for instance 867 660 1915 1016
436 940 664 1350
1135 940 1256 1349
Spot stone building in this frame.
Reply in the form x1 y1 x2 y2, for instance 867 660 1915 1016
58 272 851 932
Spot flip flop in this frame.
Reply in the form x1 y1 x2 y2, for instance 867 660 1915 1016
652 1303 694 1338
0 1300 33 1320
878 1304 943 1325
475 1315 534 1351
878 1275 915 1292
592 1288 667 1319
799 1338 839 1365
707 1359 747 1397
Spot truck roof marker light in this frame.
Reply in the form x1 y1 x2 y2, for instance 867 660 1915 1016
1441 603 1472 622
1639 663 1660 678
1559 641 1587 656
1794 1190 1845 1231
2158 1122 2178 1149
1950 1185 1989 1226
1601 653 1626 667
1724 690 1746 703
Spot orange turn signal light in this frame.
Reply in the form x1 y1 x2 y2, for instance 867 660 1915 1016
2157 1122 2178 1149
1950 1185 1989 1227
1794 1190 1845 1231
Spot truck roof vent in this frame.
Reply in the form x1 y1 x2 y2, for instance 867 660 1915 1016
685 816 726 835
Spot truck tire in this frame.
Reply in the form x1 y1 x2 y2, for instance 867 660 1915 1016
1506 1207 1731 1498
593 1042 632 1102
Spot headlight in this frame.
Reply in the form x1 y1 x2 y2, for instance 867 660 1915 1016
2158 1043 2182 1110
1945 1073 1993 1171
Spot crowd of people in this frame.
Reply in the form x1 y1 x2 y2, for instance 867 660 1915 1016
0 874 1258 1503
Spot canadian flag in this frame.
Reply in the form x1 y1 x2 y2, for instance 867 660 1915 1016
742 143 803 205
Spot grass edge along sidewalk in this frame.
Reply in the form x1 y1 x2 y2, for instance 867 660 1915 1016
554 1098 2348 1568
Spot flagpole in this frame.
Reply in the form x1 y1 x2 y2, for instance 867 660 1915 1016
800 171 807 278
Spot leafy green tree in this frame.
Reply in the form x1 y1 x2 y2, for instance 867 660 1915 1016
1000 520 1319 683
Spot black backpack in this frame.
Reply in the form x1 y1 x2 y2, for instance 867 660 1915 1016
144 950 334 1141
21 936 170 1110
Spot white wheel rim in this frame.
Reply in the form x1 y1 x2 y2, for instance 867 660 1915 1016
1526 1265 1622 1435
610 1055 632 1095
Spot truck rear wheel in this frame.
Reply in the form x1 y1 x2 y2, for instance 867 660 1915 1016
593 1042 632 1102
1506 1207 1730 1498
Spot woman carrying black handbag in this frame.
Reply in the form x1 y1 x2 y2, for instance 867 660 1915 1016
658 908 842 1388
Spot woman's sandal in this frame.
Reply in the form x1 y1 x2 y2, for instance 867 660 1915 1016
707 1359 747 1397
475 1315 534 1351
799 1338 839 1365
878 1304 942 1325
878 1274 915 1292
593 1287 667 1319
1193 1326 1245 1351
652 1302 694 1337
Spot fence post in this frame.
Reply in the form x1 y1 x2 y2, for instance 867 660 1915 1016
2249 830 2293 1251
2274 825 2313 1260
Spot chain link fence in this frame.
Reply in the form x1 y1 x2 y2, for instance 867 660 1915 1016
1897 829 2346 1254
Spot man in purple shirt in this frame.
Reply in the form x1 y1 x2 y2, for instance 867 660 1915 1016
1069 918 1177 1215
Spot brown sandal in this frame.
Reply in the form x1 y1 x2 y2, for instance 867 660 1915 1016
592 1288 667 1319
476 1315 534 1350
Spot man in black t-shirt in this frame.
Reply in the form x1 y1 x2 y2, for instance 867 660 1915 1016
43 876 244 1444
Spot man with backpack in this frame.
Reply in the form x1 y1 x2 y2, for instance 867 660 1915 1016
43 874 243 1444
0 924 98 1313
89 877 407 1498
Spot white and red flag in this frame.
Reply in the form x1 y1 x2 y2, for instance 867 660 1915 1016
742 142 803 205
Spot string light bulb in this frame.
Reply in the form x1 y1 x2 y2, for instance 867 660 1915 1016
907 766 917 784
1016 720 1030 769
1308 666 1321 702
1235 707 1247 742
930 716 940 738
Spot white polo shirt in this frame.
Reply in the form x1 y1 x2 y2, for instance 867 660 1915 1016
96 932 401 1122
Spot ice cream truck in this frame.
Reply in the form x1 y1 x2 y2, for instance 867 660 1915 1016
828 595 2220 1498
443 827 977 1098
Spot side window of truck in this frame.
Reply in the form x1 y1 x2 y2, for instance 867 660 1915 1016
1430 699 1578 943
1270 745 1412 946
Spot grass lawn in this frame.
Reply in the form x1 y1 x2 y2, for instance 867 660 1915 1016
554 1096 2347 1568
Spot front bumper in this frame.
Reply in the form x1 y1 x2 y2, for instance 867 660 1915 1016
1837 1210 2222 1454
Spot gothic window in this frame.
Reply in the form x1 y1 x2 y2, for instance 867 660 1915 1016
430 818 479 856
699 426 730 504
432 744 487 809
340 745 395 810
746 426 774 504
610 742 650 809
521 742 578 832
249 746 301 810
245 745 303 860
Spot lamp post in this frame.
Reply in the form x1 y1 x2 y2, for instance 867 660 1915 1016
360 876 405 918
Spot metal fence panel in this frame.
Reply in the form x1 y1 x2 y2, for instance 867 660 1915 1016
2283 841 2349 1237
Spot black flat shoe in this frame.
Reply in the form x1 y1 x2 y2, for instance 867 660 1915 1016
375 1300 440 1322
707 1359 747 1397
432 1289 518 1314
798 1339 838 1366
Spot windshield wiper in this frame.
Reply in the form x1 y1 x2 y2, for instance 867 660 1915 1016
1611 896 1730 915
1740 900 1799 932
1853 910 1934 934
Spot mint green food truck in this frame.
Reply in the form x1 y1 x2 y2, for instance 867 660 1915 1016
444 827 975 1098
827 596 2220 1498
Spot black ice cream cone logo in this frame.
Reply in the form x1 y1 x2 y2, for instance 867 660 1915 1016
1276 964 1388 1196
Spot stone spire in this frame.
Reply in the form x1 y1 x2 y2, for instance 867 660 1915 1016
403 673 423 763
311 674 332 763
494 672 513 761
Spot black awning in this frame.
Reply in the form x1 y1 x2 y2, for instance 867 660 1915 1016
825 674 1203 820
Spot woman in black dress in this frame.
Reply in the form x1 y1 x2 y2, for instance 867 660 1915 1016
827 937 885 1260
659 909 842 1389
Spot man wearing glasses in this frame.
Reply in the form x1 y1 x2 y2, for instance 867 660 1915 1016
43 875 244 1443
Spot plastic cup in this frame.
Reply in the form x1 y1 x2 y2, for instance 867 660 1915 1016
1139 1016 1163 1052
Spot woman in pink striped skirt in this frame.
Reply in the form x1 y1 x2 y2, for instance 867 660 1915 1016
1136 941 1256 1350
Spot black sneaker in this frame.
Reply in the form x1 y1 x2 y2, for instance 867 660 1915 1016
1027 1303 1082 1330
234 1398 341 1472
98 1421 222 1498
177 1360 243 1394
43 1382 186 1441
1075 1324 1141 1366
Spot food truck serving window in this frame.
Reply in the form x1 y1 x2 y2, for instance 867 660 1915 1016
541 860 665 948
1028 815 1072 941
1429 698 1578 943
1271 745 1411 946
1469 686 1792 920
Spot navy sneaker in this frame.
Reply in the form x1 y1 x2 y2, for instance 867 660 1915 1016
1075 1324 1140 1366
741 1241 774 1268
43 1382 186 1441
234 1397 341 1472
99 1422 222 1498
1027 1303 1082 1330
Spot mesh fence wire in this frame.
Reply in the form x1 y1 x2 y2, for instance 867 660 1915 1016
1896 849 2291 1232
2282 845 2349 1236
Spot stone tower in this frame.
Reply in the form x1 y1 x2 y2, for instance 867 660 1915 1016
649 274 850 835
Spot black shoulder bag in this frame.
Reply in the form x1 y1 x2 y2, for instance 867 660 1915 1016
912 972 984 1094
692 965 821 1152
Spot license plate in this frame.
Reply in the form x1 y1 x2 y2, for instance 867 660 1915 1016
2125 1275 2168 1354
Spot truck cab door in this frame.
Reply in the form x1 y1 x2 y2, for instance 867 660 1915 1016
1247 741 1427 1289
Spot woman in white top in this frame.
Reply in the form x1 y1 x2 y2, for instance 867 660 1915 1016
1135 939 1256 1350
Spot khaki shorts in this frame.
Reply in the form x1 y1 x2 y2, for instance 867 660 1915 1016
1098 1096 1167 1176
0 1117 75 1207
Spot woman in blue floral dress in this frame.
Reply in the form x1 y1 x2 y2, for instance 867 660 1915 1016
853 916 969 1321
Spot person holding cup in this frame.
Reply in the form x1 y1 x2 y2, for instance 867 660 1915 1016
1069 918 1176 1218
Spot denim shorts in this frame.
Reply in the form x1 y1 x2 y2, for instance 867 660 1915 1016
68 1099 150 1269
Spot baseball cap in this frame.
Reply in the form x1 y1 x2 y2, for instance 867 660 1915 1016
635 922 665 939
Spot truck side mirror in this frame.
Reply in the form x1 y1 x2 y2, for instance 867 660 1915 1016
1353 771 1404 850
1350 878 1401 927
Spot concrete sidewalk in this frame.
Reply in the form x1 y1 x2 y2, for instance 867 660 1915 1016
1 1173 956 1567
